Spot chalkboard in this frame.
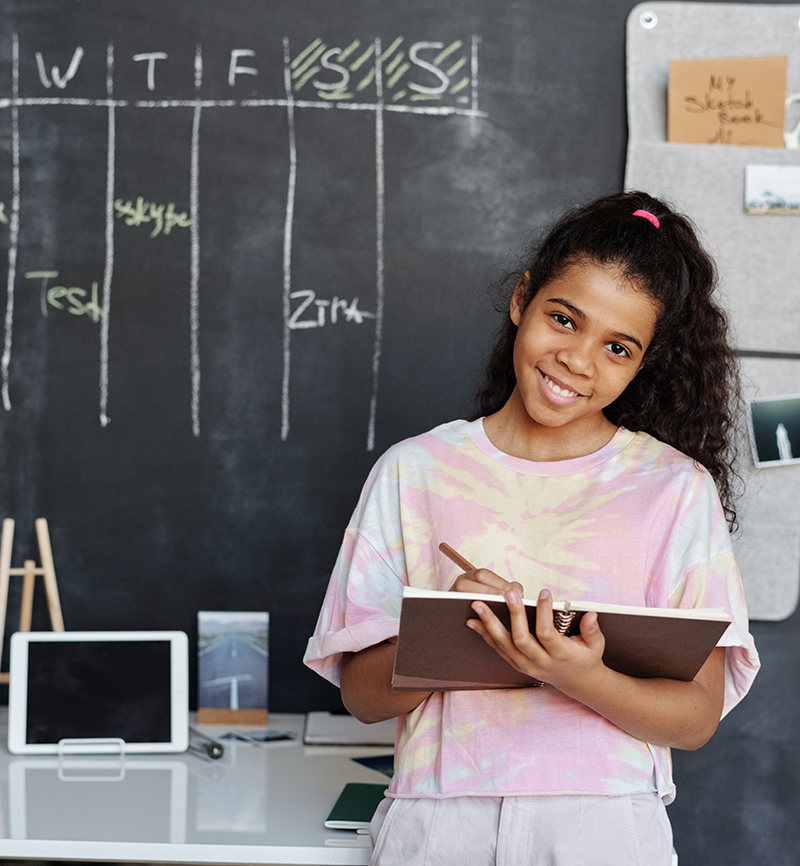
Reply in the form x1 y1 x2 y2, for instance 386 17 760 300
0 0 639 710
0 2 798 863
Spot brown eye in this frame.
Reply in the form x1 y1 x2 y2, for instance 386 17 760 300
553 314 573 329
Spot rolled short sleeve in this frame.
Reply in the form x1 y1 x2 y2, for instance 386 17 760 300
664 469 760 718
671 551 760 718
303 529 405 685
303 451 409 686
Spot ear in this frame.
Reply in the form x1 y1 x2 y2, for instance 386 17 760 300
510 272 531 326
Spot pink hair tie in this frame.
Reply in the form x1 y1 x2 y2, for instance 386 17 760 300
633 209 660 229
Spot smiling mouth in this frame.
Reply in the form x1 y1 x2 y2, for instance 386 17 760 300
541 372 582 399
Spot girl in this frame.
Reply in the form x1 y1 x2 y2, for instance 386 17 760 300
304 191 760 865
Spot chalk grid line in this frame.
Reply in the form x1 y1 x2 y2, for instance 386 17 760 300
280 36 298 443
1 35 485 446
1 35 21 412
367 38 385 454
99 41 115 427
190 44 203 438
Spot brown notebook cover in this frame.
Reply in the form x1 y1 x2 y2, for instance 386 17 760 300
391 591 730 691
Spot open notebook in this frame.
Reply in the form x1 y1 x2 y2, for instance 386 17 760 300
392 586 730 691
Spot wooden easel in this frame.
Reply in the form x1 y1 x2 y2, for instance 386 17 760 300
0 518 65 684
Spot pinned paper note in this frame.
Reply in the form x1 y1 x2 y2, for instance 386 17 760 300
668 56 786 147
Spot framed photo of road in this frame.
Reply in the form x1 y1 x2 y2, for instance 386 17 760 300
197 612 269 725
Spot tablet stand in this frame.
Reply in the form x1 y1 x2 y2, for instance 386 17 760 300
58 737 126 780
0 518 65 684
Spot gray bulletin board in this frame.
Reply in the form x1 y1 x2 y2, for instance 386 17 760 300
625 2 800 620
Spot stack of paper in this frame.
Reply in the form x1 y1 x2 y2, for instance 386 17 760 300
303 711 395 746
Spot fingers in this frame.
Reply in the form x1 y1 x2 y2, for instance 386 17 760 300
466 601 527 670
467 586 541 652
454 568 531 668
578 611 605 655
451 568 523 596
468 587 541 665
534 588 554 641
536 592 604 653
467 587 608 692
505 586 540 652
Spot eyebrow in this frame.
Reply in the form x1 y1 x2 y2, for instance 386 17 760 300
546 297 644 352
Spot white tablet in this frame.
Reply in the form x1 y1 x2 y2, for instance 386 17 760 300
8 631 189 755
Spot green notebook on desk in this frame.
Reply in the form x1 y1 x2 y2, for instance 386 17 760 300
324 782 388 831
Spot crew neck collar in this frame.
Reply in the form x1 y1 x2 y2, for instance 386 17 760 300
465 418 636 476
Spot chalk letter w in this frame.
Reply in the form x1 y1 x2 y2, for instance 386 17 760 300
35 47 84 89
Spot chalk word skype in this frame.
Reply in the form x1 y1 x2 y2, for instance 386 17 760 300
114 198 192 238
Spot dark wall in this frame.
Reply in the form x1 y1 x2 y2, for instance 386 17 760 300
670 611 800 866
0 0 632 707
0 2 796 864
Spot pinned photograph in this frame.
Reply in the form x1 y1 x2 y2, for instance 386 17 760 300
745 164 800 215
747 394 800 467
197 611 269 725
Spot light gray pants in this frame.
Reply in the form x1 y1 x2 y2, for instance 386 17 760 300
369 793 673 866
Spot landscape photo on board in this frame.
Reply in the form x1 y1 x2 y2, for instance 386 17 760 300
197 611 269 724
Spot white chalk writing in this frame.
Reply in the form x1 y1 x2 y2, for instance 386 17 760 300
288 290 376 329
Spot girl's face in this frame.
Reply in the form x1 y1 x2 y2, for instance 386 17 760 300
505 259 658 452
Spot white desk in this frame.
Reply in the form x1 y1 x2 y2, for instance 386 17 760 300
0 711 391 864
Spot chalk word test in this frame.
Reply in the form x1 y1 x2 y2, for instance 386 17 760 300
0 36 485 446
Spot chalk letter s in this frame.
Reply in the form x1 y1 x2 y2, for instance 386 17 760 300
313 48 350 91
408 42 449 95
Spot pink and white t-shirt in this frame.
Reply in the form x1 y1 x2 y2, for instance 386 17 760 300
304 419 759 803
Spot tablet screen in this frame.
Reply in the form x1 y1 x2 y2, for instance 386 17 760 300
8 631 189 754
26 640 172 745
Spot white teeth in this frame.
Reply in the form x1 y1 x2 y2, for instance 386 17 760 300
543 374 578 398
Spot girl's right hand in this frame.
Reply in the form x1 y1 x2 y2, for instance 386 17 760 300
451 568 524 598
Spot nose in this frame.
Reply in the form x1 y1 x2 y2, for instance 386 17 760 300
555 338 595 377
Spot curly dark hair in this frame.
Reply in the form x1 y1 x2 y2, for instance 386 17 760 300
472 191 742 529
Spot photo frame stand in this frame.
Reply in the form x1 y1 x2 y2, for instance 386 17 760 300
0 518 65 684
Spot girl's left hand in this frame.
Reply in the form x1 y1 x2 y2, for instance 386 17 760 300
467 587 608 697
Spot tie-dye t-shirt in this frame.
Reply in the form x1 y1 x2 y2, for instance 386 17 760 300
304 419 759 803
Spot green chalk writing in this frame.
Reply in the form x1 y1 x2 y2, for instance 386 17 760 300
25 271 103 323
114 198 192 238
